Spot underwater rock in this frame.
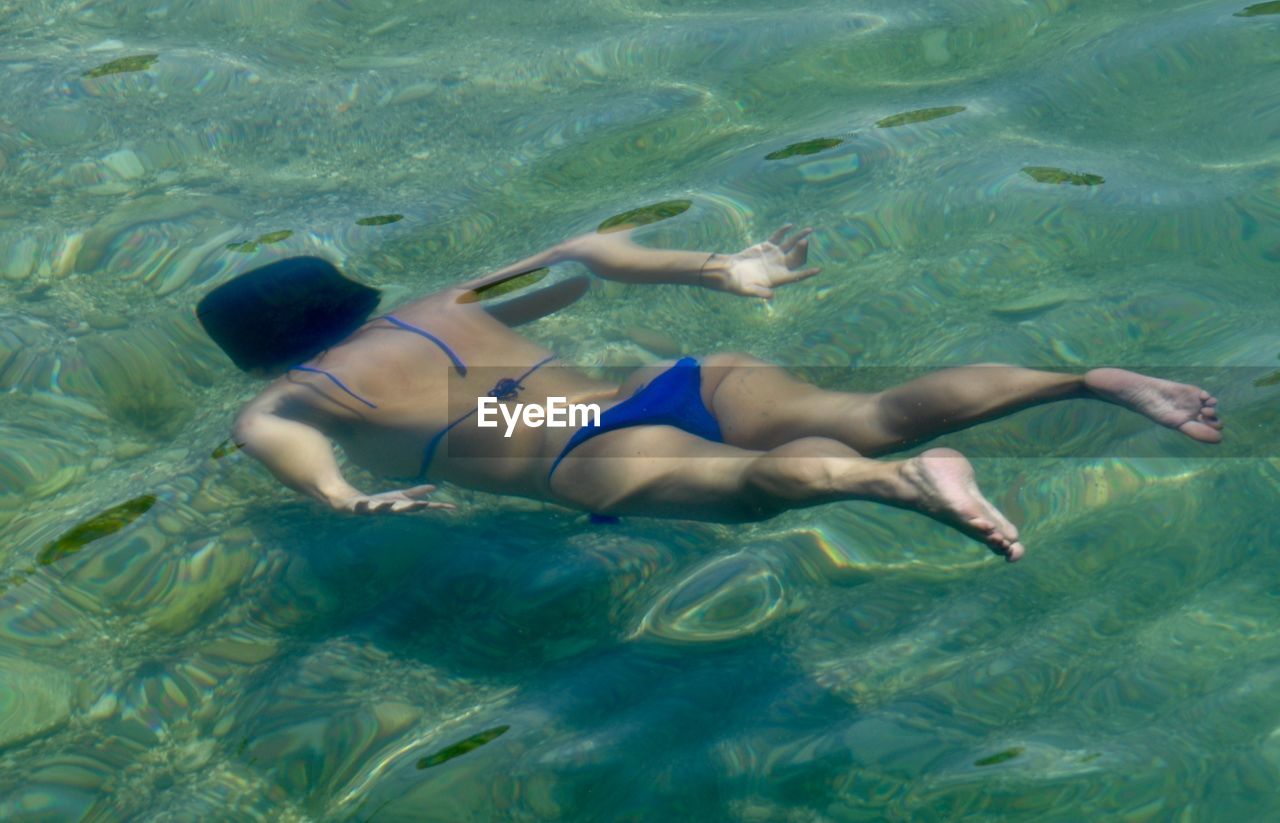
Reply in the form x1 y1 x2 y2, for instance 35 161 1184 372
82 312 127 332
26 106 105 148
30 390 115 425
38 495 156 566
239 646 487 806
0 658 73 747
1022 166 1105 186
335 55 423 69
85 692 118 721
355 214 404 226
79 333 195 437
0 330 56 391
1235 1 1280 15
82 54 158 78
0 227 78 283
989 288 1080 320
876 106 965 128
597 200 691 233
75 194 244 278
141 536 257 635
625 325 683 357
920 28 951 65
765 138 843 160
0 234 36 282
201 633 279 667
102 149 145 180
0 421 85 505
385 82 438 106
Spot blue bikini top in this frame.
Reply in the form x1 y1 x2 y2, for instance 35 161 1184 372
288 314 468 409
287 313 553 477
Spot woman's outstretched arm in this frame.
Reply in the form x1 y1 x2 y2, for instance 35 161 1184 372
563 224 822 299
450 224 821 304
233 407 453 514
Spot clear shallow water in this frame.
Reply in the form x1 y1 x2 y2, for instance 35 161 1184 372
1 0 1279 819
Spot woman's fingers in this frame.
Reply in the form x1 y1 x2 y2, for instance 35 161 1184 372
388 499 454 513
784 236 811 266
780 227 813 254
768 224 795 246
348 489 455 515
774 266 822 286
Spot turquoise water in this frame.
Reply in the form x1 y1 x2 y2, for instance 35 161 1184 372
2 0 1280 818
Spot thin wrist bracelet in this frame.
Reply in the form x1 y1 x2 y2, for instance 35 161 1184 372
698 252 718 287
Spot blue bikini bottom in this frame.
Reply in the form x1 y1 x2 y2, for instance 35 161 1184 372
547 356 723 479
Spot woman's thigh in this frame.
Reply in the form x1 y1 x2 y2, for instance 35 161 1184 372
547 425 765 521
698 352 882 451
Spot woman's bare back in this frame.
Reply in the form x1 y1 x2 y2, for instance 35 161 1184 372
249 290 618 494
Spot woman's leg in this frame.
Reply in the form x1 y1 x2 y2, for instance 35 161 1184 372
699 355 1222 455
548 426 1026 561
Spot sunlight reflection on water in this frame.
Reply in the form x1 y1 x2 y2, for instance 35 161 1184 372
1 0 1279 819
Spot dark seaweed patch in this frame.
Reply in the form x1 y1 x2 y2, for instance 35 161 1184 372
226 230 294 253
598 200 691 233
765 138 844 160
211 439 242 460
974 747 1024 767
355 214 404 226
0 570 33 597
235 737 259 765
1254 370 1280 387
465 268 549 303
1236 1 1280 16
83 54 159 78
876 106 966 129
416 725 510 769
1022 166 1105 186
38 495 157 566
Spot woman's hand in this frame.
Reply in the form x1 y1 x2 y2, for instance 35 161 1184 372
708 225 822 299
336 484 456 515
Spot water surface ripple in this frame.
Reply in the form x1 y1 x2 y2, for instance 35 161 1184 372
2 0 1279 819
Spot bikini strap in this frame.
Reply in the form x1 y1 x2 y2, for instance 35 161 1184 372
488 354 556 400
420 354 557 478
289 365 378 409
382 314 468 376
417 408 476 479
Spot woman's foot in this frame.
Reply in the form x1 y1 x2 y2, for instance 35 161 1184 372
900 448 1025 562
1084 368 1223 443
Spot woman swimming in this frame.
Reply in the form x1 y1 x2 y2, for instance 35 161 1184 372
200 226 1223 562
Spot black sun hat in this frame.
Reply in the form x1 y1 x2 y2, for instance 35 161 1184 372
196 256 381 373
